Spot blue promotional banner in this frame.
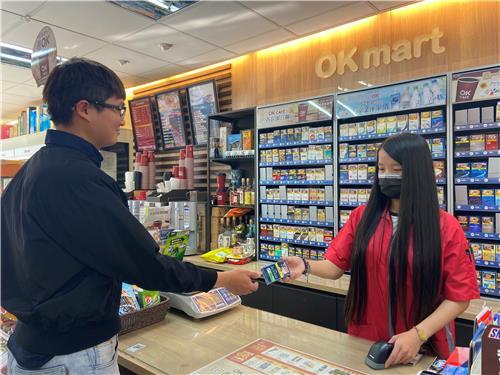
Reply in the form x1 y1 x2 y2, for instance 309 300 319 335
336 76 447 119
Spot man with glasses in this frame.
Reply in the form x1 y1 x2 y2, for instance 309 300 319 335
1 58 259 374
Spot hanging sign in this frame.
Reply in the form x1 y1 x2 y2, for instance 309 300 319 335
32 26 58 87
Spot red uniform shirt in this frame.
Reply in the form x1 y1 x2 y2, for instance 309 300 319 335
326 205 479 358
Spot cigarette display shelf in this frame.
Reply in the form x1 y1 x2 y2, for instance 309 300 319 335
336 75 450 234
455 204 500 212
455 150 500 158
455 177 500 184
256 95 335 262
454 122 500 132
259 217 334 228
479 287 500 297
475 260 500 269
464 232 500 241
259 236 329 248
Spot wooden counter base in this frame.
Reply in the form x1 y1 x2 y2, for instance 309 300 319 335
118 306 434 375
184 255 499 322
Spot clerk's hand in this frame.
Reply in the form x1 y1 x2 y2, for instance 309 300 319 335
384 328 423 368
282 256 305 281
215 269 260 296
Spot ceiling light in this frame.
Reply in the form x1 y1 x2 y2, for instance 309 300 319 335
159 42 173 51
108 1 198 21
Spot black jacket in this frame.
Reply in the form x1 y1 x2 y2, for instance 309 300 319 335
1 129 217 355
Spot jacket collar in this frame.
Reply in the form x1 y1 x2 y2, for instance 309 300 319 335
45 129 103 167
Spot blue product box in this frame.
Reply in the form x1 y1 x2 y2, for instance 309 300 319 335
482 189 495 206
455 163 471 178
340 165 348 180
471 162 488 178
227 133 242 151
468 216 481 232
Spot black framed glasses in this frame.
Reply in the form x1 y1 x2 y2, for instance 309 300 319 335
88 100 127 117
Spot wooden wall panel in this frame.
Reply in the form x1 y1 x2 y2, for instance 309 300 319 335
231 1 500 108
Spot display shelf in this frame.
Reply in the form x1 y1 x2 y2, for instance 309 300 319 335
465 232 500 241
455 204 500 212
338 153 445 164
259 159 333 167
454 122 500 132
210 155 254 166
259 217 333 228
211 204 255 209
338 127 446 142
259 138 333 149
479 287 500 297
259 236 329 248
259 199 333 206
455 150 500 158
339 179 373 185
259 253 280 261
339 202 365 207
455 177 500 184
260 180 333 186
476 260 500 269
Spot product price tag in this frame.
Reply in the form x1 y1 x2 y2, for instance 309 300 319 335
126 343 146 353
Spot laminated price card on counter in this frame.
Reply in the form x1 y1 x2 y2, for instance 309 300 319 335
191 339 367 375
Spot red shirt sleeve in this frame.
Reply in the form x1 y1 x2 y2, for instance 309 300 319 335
325 206 365 271
440 212 480 301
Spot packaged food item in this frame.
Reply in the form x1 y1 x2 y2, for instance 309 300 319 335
241 129 253 150
201 247 232 263
348 145 357 159
420 111 431 129
120 283 141 315
137 289 161 309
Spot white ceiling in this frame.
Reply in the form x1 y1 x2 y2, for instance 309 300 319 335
0 0 413 123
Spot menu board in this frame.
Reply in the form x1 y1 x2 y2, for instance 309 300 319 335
187 81 218 145
452 66 500 103
129 97 156 151
191 339 366 375
257 96 333 129
156 90 186 149
336 76 447 119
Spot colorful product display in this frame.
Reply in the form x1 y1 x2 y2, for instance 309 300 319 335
260 144 332 164
259 126 332 146
259 224 333 245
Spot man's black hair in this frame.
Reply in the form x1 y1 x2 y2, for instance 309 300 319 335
42 57 126 125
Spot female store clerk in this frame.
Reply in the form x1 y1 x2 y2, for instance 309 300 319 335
285 133 479 368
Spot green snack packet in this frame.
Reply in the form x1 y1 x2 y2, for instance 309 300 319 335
159 230 189 261
137 290 161 308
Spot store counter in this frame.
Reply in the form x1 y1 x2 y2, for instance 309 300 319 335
118 305 434 375
183 255 500 322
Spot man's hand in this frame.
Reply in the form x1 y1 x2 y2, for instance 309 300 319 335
282 256 305 280
214 269 260 295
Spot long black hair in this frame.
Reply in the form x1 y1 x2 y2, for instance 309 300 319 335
345 133 442 329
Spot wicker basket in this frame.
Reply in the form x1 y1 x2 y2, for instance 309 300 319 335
119 295 171 335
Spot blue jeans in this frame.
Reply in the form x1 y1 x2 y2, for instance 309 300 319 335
7 335 119 375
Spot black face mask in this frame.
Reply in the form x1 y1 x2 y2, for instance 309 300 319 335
378 177 402 199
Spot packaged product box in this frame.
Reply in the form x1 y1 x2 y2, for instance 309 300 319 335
307 146 316 161
482 216 494 234
279 149 286 162
496 189 500 206
376 117 387 135
273 130 281 143
348 189 358 203
454 109 468 126
386 116 397 134
296 127 304 142
340 210 351 226
339 124 349 138
408 113 420 131
420 111 431 129
357 144 367 159
468 189 482 205
241 129 253 150
482 189 495 207
482 270 496 289
316 145 324 160
340 188 349 203
468 216 481 232
317 229 325 244
323 144 333 160
496 102 500 121
455 136 470 152
348 145 357 159
302 127 310 141
455 163 471 178
467 107 480 125
286 206 295 220
482 107 495 123
482 243 496 261
358 122 367 136
325 186 333 201
340 165 349 180
471 162 488 178
324 165 332 180
397 114 408 132
347 123 357 138
287 128 295 142
358 189 368 203
431 110 444 128
266 150 273 163
470 134 486 152
305 168 313 181
309 128 318 142
358 164 368 180
348 164 358 181
279 185 287 200
272 149 279 163
297 147 306 161
326 207 334 222
301 188 310 201
488 157 500 178
368 166 376 181
496 244 500 262
457 215 469 231
497 271 500 290
367 143 378 158
324 230 333 244
324 126 332 140
314 168 324 181
476 271 481 288
485 134 499 151
470 243 482 261
294 207 302 221
317 127 325 141
317 208 326 222
437 186 445 205
431 138 445 154
366 120 376 135
497 213 500 234
433 161 445 179
259 133 266 146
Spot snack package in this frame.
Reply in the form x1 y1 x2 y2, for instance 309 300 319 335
160 230 189 260
137 290 161 309
201 247 232 263
120 283 140 316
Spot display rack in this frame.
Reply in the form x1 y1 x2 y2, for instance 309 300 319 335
335 75 449 231
450 65 500 299
206 108 256 251
256 95 334 262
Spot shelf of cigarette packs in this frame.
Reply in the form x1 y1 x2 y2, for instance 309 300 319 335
337 106 448 229
453 95 500 298
258 121 334 262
